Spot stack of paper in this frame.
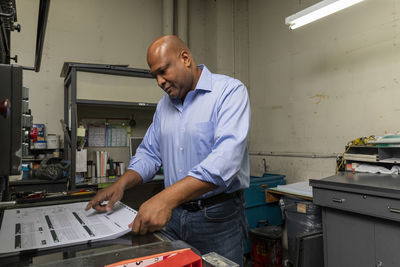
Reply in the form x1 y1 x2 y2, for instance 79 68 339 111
343 153 378 162
276 181 313 197
0 201 136 254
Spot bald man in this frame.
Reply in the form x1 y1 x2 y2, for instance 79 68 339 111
86 35 251 266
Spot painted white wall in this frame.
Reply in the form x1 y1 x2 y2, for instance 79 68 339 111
248 0 400 182
76 72 164 103
188 0 248 83
11 0 163 137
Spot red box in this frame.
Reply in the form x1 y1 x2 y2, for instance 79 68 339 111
105 248 202 267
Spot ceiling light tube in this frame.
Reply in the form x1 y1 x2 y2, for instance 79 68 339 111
285 0 365 30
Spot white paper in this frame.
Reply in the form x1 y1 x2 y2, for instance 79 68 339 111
0 201 137 254
355 164 400 174
276 181 313 197
76 149 87 172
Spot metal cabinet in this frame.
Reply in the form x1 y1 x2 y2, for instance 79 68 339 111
322 208 375 266
375 219 400 266
311 172 400 267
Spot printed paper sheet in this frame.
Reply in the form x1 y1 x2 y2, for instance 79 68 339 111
0 201 136 254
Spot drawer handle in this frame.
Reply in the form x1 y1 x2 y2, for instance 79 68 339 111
388 206 400 213
332 198 345 203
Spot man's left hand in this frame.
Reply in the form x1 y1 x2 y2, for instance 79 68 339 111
128 195 173 235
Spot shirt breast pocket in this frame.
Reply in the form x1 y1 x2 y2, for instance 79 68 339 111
191 122 214 159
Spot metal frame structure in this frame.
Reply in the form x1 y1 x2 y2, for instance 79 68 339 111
0 0 50 70
0 0 17 64
32 0 50 72
61 62 157 190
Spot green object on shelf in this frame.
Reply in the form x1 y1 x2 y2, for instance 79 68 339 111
376 144 400 147
98 182 114 189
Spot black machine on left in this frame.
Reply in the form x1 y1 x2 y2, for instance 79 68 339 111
0 64 23 202
0 0 22 202
0 0 50 203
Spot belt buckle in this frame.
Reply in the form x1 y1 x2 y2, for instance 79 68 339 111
183 200 202 211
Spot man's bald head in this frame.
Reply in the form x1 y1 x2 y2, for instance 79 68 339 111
147 35 190 62
146 35 201 101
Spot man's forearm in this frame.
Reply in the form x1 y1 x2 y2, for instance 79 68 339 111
153 176 217 209
116 169 144 190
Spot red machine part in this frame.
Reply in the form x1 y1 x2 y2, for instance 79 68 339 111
30 127 38 142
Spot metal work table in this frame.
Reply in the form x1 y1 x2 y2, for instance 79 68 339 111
265 187 312 203
310 172 400 267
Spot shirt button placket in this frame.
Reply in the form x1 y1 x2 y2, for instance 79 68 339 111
178 125 185 176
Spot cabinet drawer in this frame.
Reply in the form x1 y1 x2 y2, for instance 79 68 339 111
313 188 400 222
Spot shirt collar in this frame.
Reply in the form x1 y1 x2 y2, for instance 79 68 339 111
194 65 212 92
170 64 212 107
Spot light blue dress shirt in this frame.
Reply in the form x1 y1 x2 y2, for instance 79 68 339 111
128 65 250 198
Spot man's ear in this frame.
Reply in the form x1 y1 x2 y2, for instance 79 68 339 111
180 50 191 67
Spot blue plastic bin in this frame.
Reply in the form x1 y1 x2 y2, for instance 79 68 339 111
243 173 286 253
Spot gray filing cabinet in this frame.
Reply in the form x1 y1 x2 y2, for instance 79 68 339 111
310 172 400 267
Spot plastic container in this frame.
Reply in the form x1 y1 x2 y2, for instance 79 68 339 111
22 164 29 179
249 226 282 267
34 140 47 149
33 123 45 141
202 252 239 267
283 196 322 265
46 134 59 149
244 173 286 253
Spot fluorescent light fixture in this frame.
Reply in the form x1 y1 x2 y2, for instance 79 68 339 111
285 0 365 30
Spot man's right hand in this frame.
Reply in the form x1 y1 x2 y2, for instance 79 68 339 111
85 183 124 212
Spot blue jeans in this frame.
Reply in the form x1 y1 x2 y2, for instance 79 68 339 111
161 192 248 266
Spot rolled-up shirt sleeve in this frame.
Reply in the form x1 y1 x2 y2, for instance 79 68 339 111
128 106 162 183
187 81 250 190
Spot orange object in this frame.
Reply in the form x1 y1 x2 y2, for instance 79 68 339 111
105 248 202 267
149 249 201 267
70 191 93 196
68 189 94 196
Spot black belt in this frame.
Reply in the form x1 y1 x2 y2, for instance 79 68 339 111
180 191 242 211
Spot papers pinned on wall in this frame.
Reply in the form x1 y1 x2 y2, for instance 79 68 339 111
88 125 106 147
89 125 127 147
